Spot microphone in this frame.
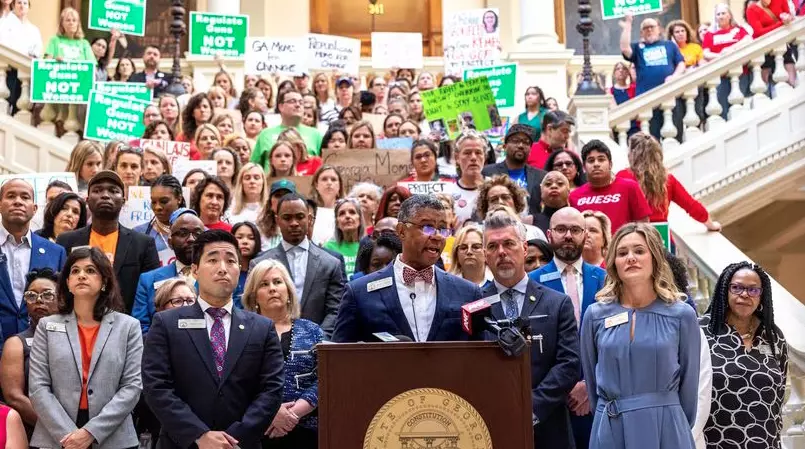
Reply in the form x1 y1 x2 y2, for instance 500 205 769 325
462 296 527 357
461 295 501 335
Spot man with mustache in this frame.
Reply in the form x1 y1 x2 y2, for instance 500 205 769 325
529 207 606 449
56 171 160 314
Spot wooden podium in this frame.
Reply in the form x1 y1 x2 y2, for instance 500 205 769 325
318 341 533 448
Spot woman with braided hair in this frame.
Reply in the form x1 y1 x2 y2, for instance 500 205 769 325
700 262 787 449
133 175 185 262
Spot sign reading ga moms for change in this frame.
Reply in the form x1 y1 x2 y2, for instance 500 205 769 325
84 90 150 142
463 63 517 109
189 12 249 57
421 76 500 139
601 0 663 19
30 60 94 104
88 0 146 36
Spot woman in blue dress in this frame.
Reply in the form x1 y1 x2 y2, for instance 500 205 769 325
581 222 700 449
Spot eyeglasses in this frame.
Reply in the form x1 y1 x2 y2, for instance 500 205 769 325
729 283 763 298
551 226 585 237
507 137 531 146
168 297 196 307
23 290 56 304
553 161 575 168
172 229 203 239
457 243 483 253
404 222 452 238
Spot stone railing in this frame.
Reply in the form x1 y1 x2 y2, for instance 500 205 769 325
566 54 625 96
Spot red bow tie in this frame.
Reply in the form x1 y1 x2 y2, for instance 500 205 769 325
402 266 434 286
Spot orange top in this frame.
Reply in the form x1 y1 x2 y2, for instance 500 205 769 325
77 323 100 410
89 230 119 264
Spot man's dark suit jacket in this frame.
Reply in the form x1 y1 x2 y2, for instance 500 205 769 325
55 225 160 313
142 303 284 449
128 71 173 97
249 241 343 337
482 162 547 217
332 263 482 343
481 278 580 449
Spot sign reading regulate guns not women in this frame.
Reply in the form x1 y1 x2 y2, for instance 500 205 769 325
84 90 150 142
30 60 95 104
189 12 249 57
88 0 146 36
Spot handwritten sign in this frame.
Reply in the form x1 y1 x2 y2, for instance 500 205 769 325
30 60 95 104
266 176 313 199
398 182 456 196
245 37 306 76
88 0 146 36
443 8 501 76
190 12 249 57
463 63 517 109
172 160 217 185
307 34 361 75
371 32 424 69
421 77 500 139
95 81 152 102
84 90 150 142
0 172 78 205
377 137 414 150
321 149 411 192
120 186 153 229
141 139 191 166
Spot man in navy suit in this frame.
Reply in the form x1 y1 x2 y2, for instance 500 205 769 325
128 46 173 97
0 179 65 344
142 230 284 449
133 208 204 333
332 195 482 343
481 212 579 449
529 206 606 449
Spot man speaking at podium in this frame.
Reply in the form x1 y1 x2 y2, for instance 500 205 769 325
481 212 580 448
332 195 482 342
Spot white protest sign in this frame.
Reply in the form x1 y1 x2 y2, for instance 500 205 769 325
443 8 501 76
140 139 191 166
0 172 78 205
312 207 335 246
307 34 361 75
119 186 152 229
371 33 424 69
172 160 218 185
157 248 176 267
397 182 456 196
245 37 306 76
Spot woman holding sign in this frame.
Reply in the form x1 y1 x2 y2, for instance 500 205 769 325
43 7 92 61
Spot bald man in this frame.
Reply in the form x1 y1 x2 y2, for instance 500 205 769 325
0 179 66 345
528 206 606 449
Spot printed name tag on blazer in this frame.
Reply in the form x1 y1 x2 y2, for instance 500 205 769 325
46 322 66 333
758 344 772 356
604 312 629 329
539 271 561 283
367 277 393 292
178 319 206 329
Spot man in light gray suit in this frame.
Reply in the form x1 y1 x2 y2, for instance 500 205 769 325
250 193 343 337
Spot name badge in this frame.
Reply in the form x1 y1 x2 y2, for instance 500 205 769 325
758 344 772 356
178 319 206 329
367 277 393 292
25 338 34 346
46 322 66 333
539 271 561 283
372 332 400 342
604 312 629 329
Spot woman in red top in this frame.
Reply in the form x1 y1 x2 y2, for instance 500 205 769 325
616 133 721 231
399 139 456 183
745 0 797 84
277 128 322 176
702 3 752 120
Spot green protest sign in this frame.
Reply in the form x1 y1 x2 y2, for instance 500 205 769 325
30 60 95 104
601 0 663 20
652 222 672 251
421 76 501 139
189 12 249 57
463 63 517 109
88 0 146 36
95 82 152 102
84 90 149 142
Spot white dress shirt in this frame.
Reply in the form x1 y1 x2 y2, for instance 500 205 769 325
0 225 32 308
282 237 310 301
196 296 234 349
493 275 529 318
393 256 437 342
693 327 713 449
228 202 262 225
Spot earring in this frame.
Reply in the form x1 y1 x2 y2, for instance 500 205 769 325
101 285 106 292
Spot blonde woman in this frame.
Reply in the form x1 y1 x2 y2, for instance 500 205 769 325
65 140 103 192
229 162 268 224
581 210 612 269
241 260 323 448
153 278 196 312
141 147 171 186
277 128 322 176
312 72 336 122
44 7 93 61
448 225 490 286
266 140 299 178
347 120 376 149
193 123 221 160
211 110 236 137
580 223 700 449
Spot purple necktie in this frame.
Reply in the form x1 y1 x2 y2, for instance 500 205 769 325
206 307 227 378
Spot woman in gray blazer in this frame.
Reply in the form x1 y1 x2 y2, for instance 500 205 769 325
29 247 143 449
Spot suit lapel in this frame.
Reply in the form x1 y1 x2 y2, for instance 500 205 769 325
185 303 219 382
29 234 46 270
221 308 252 384
480 283 505 321
63 314 83 382
520 280 545 318
301 247 320 307
425 270 449 342
113 227 131 276
86 313 115 382
0 253 16 310
376 265 414 340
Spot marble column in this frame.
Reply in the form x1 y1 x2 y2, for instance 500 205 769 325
207 0 240 15
517 0 560 49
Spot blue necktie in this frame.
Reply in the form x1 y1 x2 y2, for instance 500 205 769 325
501 289 518 320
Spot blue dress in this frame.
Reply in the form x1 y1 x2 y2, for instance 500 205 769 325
580 299 700 449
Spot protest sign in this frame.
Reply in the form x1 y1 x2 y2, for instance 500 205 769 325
463 63 517 109
245 37 306 76
84 90 150 142
601 0 663 19
652 222 672 251
172 160 217 185
140 140 191 165
321 149 411 192
95 81 152 102
120 186 153 229
421 77 500 139
266 176 313 199
397 182 456 196
311 207 334 245
0 173 78 205
443 8 501 76
377 137 414 150
30 60 94 104
189 12 249 57
307 34 361 75
88 0 146 36
370 32 424 69
362 114 386 136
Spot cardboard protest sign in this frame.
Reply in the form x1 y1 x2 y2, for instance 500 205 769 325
371 32 424 69
377 137 414 150
362 114 386 136
443 8 501 76
321 149 411 192
463 63 517 109
88 0 146 36
601 0 663 20
84 90 150 142
265 176 313 199
190 12 249 57
95 81 152 102
245 37 306 76
172 160 217 185
397 182 457 196
421 77 501 139
0 173 78 205
307 34 361 75
30 60 94 104
140 140 191 166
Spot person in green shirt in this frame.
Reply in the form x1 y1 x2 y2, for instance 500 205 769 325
323 198 363 275
514 86 548 135
44 7 94 61
251 89 323 171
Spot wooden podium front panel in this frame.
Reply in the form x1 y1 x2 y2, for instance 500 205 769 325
319 341 533 448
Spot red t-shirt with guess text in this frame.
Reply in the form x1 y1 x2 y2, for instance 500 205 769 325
569 177 652 232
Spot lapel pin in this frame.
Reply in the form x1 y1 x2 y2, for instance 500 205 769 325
39 248 45 254
530 295 536 302
239 324 245 330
